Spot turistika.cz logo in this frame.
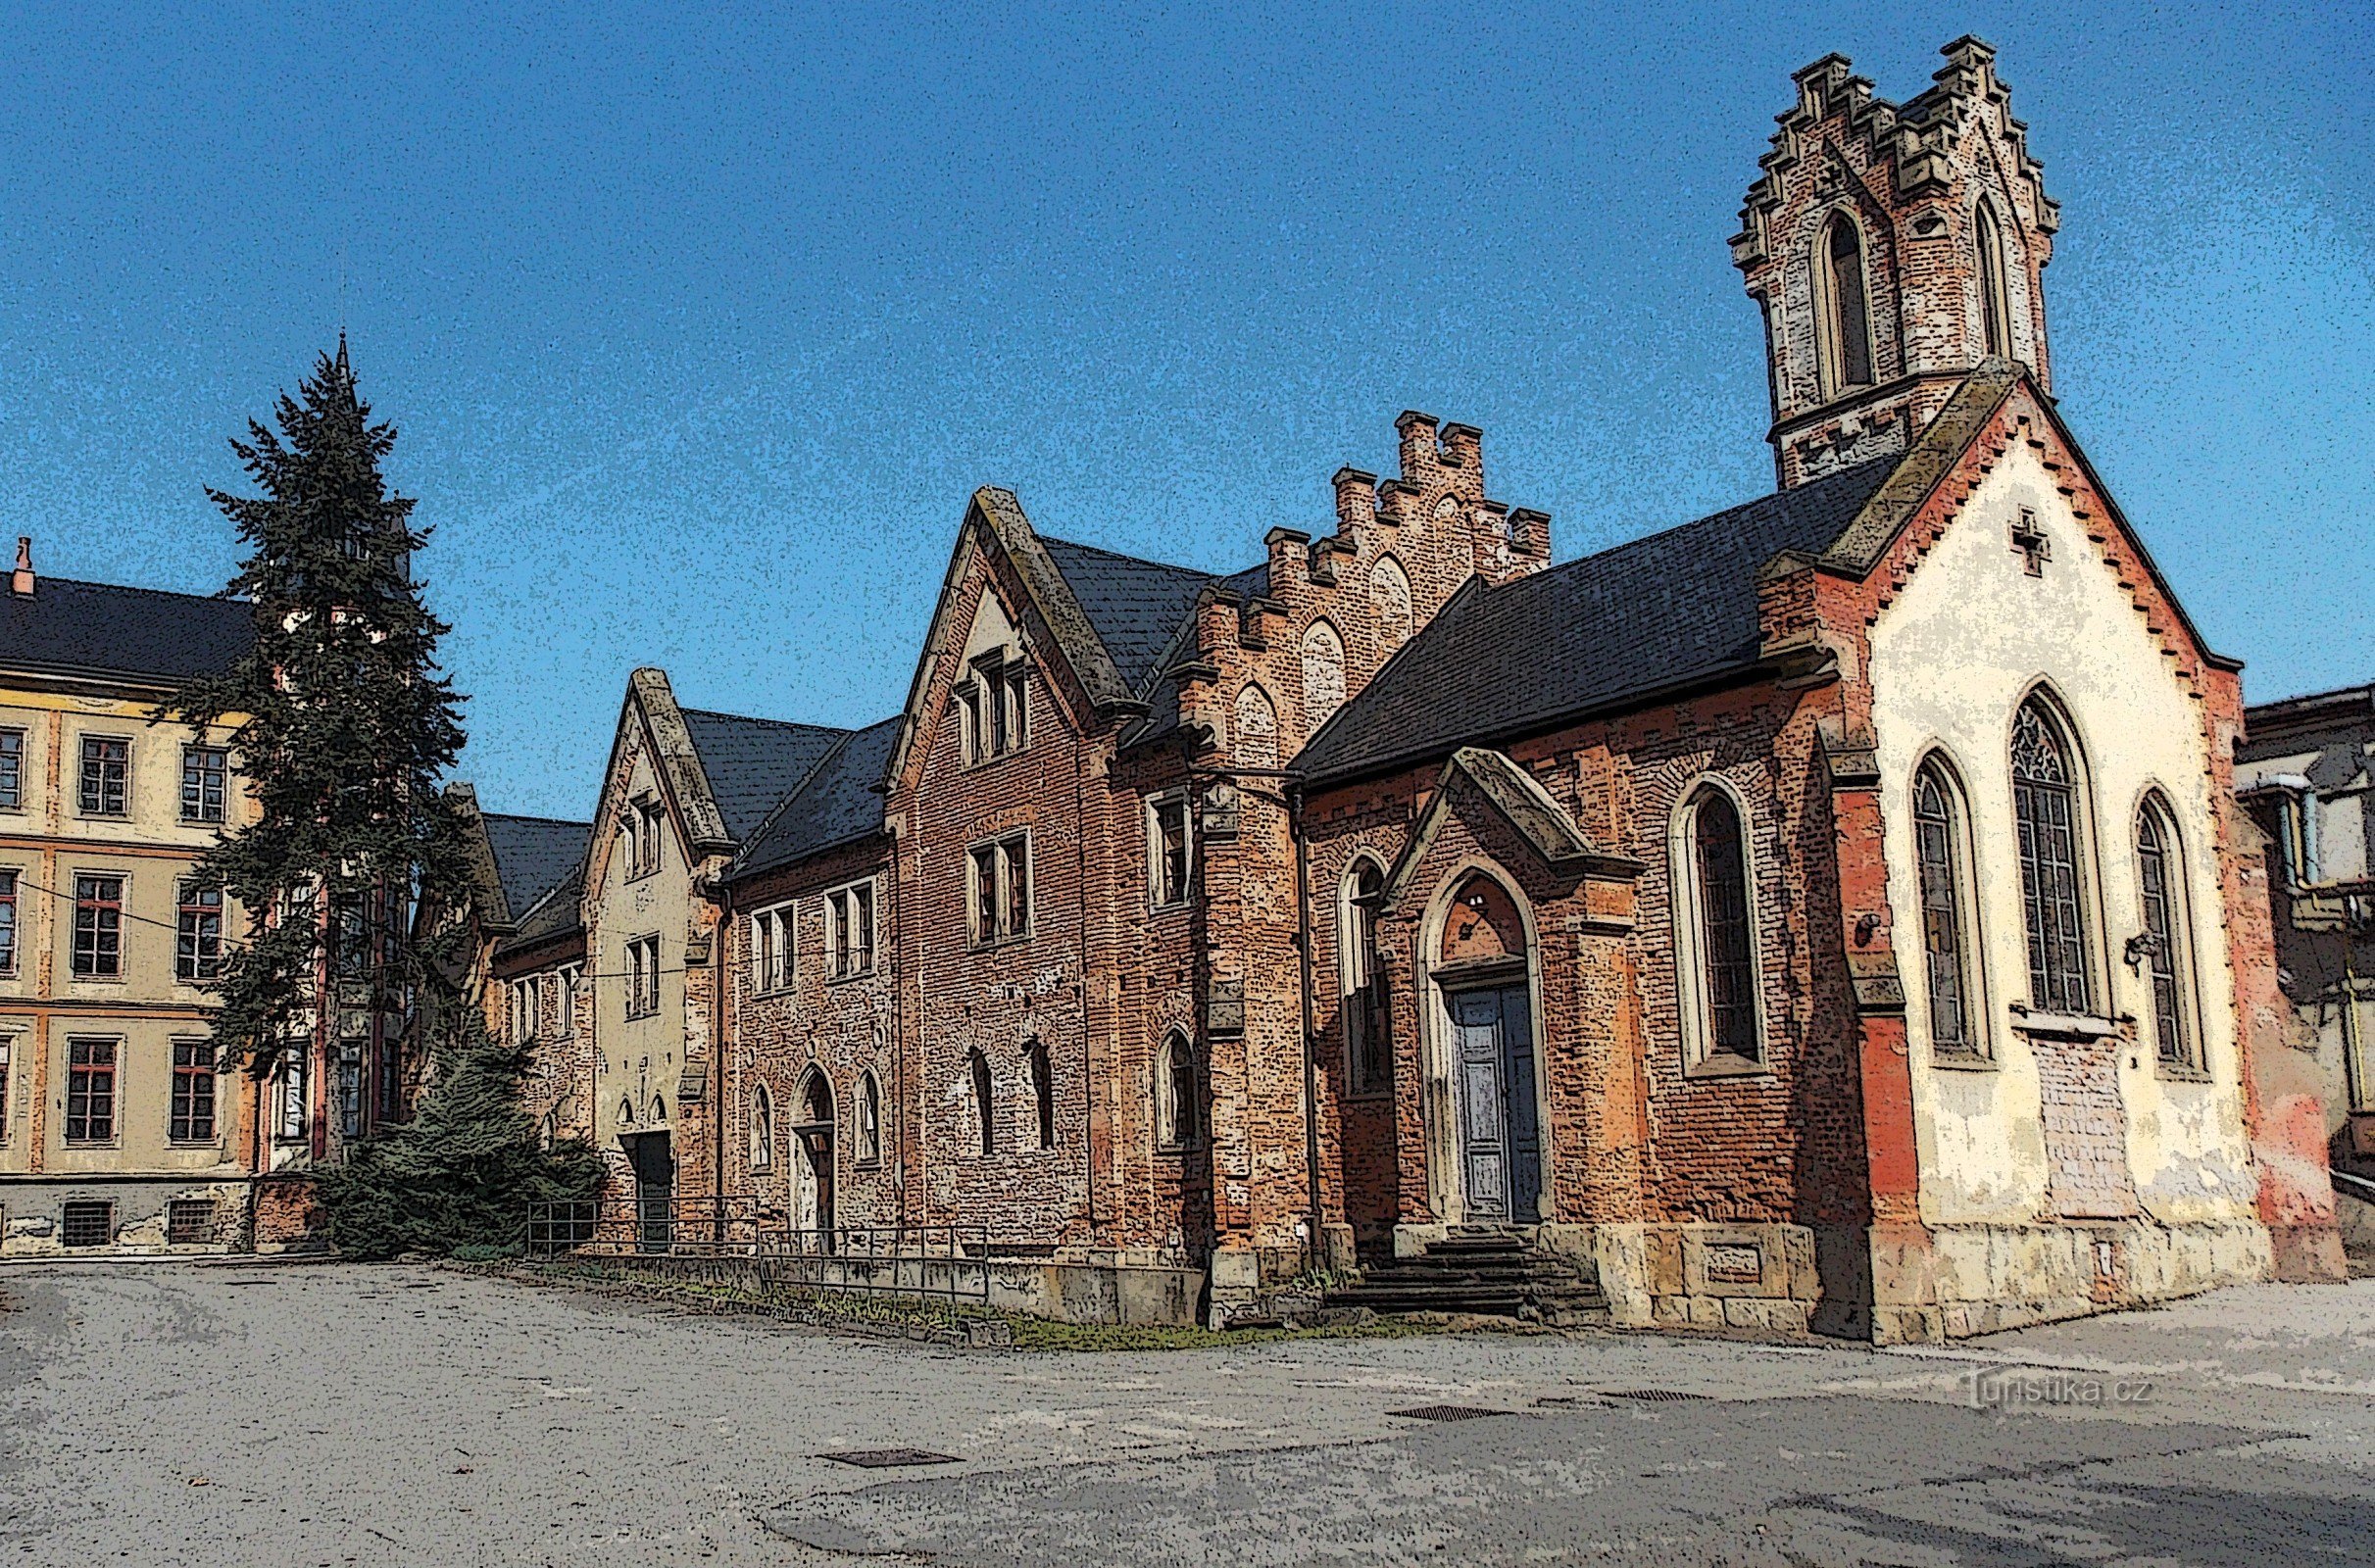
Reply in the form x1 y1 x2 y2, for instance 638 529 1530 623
1968 1368 2155 1411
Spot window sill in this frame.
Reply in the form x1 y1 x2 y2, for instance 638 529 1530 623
1929 1050 1999 1072
63 1141 123 1151
69 975 127 986
2008 1004 2119 1040
826 969 875 986
2153 1060 2214 1085
1341 1087 1396 1103
167 1139 223 1151
853 1159 882 1173
1683 1052 1770 1081
967 933 1033 953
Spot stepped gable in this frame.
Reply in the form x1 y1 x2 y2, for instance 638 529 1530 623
1293 456 1899 787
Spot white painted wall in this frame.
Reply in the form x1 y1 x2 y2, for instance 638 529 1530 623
1866 442 2258 1229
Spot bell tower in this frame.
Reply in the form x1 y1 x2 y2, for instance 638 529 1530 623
1734 37 2058 488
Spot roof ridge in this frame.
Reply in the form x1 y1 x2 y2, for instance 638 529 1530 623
731 726 865 866
678 707 852 735
40 576 251 608
1037 533 1220 579
482 810 589 829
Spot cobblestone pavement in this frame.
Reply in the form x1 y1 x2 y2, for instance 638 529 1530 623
3 1262 2371 1566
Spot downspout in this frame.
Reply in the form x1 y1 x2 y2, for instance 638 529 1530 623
1290 784 1324 1274
712 873 731 1246
1075 730 1099 1233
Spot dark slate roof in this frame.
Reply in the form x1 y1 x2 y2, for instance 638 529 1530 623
1038 537 1228 696
0 577 254 686
726 714 902 885
481 813 588 925
1293 457 1900 785
496 864 584 958
678 710 849 843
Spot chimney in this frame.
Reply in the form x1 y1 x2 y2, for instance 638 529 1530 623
11 537 32 597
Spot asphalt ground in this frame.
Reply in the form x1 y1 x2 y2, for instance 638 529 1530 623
3 1261 2370 1566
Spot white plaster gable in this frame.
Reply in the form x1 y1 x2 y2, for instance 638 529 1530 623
960 580 1023 665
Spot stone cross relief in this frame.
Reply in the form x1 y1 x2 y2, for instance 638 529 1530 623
2010 508 2052 576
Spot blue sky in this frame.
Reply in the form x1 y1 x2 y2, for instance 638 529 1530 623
1 2 2368 818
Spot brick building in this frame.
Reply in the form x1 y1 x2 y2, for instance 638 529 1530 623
489 37 2341 1337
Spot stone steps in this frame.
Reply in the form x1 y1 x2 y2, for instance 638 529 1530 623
1324 1231 1609 1326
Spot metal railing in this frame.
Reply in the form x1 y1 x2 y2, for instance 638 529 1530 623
526 1194 776 1258
524 1200 601 1259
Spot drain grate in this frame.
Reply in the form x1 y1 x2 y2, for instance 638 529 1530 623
1600 1389 1707 1402
1388 1404 1509 1422
818 1448 963 1469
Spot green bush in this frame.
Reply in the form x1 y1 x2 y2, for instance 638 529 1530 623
319 1021 602 1260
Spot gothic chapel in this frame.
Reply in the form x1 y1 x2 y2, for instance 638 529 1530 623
495 38 2343 1341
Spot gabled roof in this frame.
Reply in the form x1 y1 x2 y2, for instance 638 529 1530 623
495 863 584 960
0 577 255 687
1037 537 1230 695
481 813 589 925
677 709 849 844
726 714 902 885
1382 748 1639 906
1294 455 1900 786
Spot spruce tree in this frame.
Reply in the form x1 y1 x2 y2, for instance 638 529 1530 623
171 339 470 1085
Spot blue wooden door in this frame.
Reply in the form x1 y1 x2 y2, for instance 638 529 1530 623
1454 986 1541 1224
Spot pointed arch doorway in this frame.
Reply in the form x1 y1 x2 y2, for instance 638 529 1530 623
1434 872 1543 1226
788 1070 836 1248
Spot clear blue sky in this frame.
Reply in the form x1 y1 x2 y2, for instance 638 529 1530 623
2 2 2368 819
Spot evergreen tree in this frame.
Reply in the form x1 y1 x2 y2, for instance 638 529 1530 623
315 1019 603 1259
170 339 470 1082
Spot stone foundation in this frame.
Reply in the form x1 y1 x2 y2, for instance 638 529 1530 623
0 1179 253 1256
554 1250 1204 1328
1872 1217 2276 1344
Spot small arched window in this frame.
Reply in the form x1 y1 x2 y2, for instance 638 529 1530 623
541 1105 561 1151
1341 858 1390 1096
1301 620 1346 732
1675 784 1761 1065
619 1099 635 1128
857 1070 882 1165
1234 684 1278 769
750 1083 774 1172
1028 1039 1055 1150
1817 213 1874 393
1157 1031 1199 1149
1371 557 1413 650
2011 695 2093 1014
1975 200 2012 360
968 1050 994 1156
1913 759 1982 1058
2135 796 2199 1072
652 1098 667 1125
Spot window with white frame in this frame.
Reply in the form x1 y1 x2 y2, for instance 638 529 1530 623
968 834 1030 947
623 797 664 880
1147 792 1193 909
2135 793 2202 1074
625 935 662 1018
857 1069 882 1165
1672 782 1764 1069
827 880 875 979
752 905 795 995
277 1048 309 1143
961 653 1029 764
558 964 581 1039
1341 858 1391 1096
1912 757 1986 1061
750 1082 774 1171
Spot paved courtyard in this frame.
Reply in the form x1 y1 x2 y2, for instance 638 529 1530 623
2 1262 2371 1566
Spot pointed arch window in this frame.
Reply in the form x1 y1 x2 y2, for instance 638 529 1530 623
1913 759 1984 1059
856 1070 882 1166
2135 797 2201 1072
750 1082 774 1172
968 1050 994 1156
1975 201 2012 360
1301 620 1346 731
1157 1031 1199 1150
1234 684 1278 769
1028 1040 1055 1150
1371 557 1412 650
1817 213 1873 394
2011 697 2093 1014
1673 783 1762 1068
1341 858 1391 1096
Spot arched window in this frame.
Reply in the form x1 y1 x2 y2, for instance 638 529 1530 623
1371 557 1412 650
1301 620 1346 731
1913 758 1982 1058
1028 1040 1055 1150
1817 213 1874 393
1157 1031 1199 1149
541 1105 561 1151
1341 858 1390 1096
857 1070 882 1165
1674 784 1761 1065
652 1098 667 1125
2011 696 2093 1014
2135 796 2199 1071
1975 200 2012 360
619 1099 635 1128
968 1050 994 1156
1234 684 1278 768
750 1083 774 1172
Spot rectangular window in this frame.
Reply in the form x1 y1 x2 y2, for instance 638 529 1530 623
828 882 874 978
626 935 661 1017
167 1199 217 1246
338 1041 364 1139
170 1040 218 1142
180 745 228 823
559 964 581 1038
0 728 23 809
1148 794 1192 908
61 1200 114 1249
72 874 124 978
374 1040 404 1124
78 735 129 816
176 882 224 983
968 833 1031 946
0 869 18 977
65 1038 118 1143
754 906 794 994
277 1050 309 1143
964 655 1027 762
625 799 664 880
0 1037 11 1143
